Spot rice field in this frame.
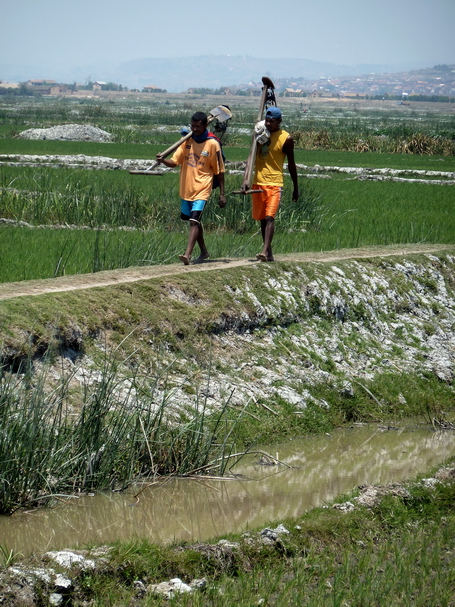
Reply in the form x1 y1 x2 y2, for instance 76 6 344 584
0 94 454 283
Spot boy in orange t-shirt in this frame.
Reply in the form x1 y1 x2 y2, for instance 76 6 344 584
157 112 225 265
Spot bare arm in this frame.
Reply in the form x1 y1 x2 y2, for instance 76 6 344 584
217 172 226 208
156 154 177 168
282 136 299 201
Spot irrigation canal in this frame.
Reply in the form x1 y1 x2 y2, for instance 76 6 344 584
3 421 455 556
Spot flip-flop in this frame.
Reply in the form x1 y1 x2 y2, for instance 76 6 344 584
256 253 268 262
178 255 190 265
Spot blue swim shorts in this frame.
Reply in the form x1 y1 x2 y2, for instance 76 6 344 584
181 199 207 218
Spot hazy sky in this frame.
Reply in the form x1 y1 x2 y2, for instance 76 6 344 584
1 0 454 72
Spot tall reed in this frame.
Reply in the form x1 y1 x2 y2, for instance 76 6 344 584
0 352 242 515
291 129 455 155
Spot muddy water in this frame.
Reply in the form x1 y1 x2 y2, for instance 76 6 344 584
3 423 455 556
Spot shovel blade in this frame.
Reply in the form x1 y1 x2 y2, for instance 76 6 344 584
262 76 275 90
209 105 232 123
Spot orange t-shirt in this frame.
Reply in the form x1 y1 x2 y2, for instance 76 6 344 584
171 137 224 201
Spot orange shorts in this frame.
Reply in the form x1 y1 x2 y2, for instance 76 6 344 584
251 185 282 220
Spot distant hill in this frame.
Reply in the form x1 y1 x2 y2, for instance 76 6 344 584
1 55 444 94
102 56 416 93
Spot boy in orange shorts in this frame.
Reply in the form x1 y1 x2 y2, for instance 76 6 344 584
245 106 299 262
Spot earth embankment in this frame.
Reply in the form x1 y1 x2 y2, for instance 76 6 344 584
1 244 454 417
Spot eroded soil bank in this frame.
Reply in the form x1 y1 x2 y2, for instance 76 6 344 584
4 246 454 418
1 246 454 405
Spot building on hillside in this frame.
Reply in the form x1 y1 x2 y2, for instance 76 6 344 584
50 85 71 95
222 86 240 95
283 87 304 97
142 85 166 93
26 79 57 86
342 92 365 99
0 81 19 90
25 79 57 94
246 86 262 96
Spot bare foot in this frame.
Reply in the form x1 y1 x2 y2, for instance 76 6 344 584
256 253 268 262
192 252 210 264
178 254 190 265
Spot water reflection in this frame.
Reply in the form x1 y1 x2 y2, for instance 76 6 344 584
3 423 455 556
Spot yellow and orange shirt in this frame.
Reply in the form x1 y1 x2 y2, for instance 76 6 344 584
171 138 224 201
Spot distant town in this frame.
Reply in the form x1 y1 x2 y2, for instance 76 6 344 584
1 64 454 102
274 64 455 101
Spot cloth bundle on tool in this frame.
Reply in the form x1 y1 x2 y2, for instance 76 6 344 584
254 120 270 145
232 76 276 195
129 105 232 176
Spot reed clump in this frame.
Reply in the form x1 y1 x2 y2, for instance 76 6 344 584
292 129 455 155
0 356 240 515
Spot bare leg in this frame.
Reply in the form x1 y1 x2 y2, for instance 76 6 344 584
180 221 209 265
257 216 274 261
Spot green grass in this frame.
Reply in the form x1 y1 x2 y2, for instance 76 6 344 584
0 349 246 515
1 248 454 456
2 137 455 171
292 178 455 250
1 161 454 283
5 338 450 516
2 96 455 603
2 92 455 164
0 226 187 281
293 148 455 171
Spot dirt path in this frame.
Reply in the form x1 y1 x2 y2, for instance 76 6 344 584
0 244 453 301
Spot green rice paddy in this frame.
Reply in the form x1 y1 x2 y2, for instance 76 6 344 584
0 94 454 283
